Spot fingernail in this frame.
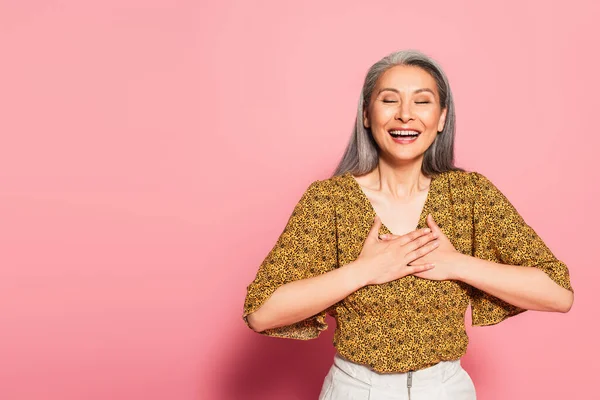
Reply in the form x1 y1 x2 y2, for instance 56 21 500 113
424 228 431 233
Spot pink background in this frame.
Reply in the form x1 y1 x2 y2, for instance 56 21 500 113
0 1 598 399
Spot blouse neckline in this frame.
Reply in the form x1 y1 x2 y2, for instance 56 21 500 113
341 170 441 236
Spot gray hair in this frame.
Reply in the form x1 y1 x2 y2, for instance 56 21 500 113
332 49 465 177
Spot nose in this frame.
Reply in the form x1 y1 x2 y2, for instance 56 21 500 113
395 101 413 122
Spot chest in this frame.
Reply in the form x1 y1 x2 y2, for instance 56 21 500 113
335 184 475 266
334 191 475 319
362 190 429 237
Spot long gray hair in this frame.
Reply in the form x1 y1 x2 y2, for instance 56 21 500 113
332 49 465 177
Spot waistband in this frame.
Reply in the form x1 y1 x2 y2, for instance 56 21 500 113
333 352 462 389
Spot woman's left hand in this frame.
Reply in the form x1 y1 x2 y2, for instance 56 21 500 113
380 214 462 281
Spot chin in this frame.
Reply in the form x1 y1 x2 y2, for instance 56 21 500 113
387 152 425 163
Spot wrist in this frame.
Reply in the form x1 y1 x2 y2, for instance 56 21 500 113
450 252 473 281
342 258 370 290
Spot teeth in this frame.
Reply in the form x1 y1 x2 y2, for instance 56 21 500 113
389 130 420 136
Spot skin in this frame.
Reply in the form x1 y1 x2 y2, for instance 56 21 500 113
363 65 447 173
352 64 448 284
247 64 573 333
378 213 574 312
354 64 446 239
356 65 573 313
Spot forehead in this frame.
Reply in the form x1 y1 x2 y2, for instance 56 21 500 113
375 65 438 94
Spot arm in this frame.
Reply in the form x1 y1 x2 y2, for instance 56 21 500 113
453 253 573 312
466 172 574 326
249 215 439 331
247 259 366 332
242 179 342 340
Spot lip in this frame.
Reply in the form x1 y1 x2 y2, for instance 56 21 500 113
387 127 422 133
390 135 419 144
388 127 421 144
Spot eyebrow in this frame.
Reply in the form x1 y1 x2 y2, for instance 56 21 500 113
377 88 436 95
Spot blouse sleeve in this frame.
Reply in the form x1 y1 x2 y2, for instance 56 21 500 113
242 179 338 340
469 172 574 327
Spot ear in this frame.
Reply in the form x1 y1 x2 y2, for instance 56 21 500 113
437 107 447 133
363 107 370 129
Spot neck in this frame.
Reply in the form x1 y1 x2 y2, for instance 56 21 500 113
373 157 430 199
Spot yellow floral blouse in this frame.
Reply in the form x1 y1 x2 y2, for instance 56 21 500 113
242 170 574 373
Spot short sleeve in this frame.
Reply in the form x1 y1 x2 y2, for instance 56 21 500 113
469 172 574 327
242 179 338 340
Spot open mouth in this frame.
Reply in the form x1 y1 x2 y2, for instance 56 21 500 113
388 129 421 143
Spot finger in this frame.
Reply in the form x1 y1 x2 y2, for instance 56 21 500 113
427 214 442 236
368 215 383 242
402 231 438 253
404 239 440 264
393 227 431 245
379 233 400 240
380 232 420 241
405 263 435 275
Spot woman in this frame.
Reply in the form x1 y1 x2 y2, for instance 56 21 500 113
242 49 574 400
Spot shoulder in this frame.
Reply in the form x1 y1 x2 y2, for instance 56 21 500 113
439 169 485 183
302 177 335 199
305 173 351 199
294 176 339 211
457 170 514 208
441 169 497 190
439 170 503 204
466 171 506 196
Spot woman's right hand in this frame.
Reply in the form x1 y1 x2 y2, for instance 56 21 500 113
355 215 439 286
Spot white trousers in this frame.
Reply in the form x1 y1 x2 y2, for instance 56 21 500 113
318 353 477 400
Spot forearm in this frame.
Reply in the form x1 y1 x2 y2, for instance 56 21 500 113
453 253 574 313
247 260 367 332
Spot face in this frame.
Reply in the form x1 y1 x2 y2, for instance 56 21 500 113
363 65 447 164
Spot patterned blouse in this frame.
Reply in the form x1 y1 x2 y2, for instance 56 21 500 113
242 170 574 373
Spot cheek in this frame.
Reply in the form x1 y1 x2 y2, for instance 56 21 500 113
418 110 441 127
372 106 397 124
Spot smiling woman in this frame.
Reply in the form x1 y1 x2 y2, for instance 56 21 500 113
242 49 573 400
362 65 447 168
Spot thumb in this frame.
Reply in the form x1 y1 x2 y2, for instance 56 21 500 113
427 213 442 235
368 215 383 242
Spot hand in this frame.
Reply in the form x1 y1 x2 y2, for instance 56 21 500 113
379 214 462 281
355 215 440 286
